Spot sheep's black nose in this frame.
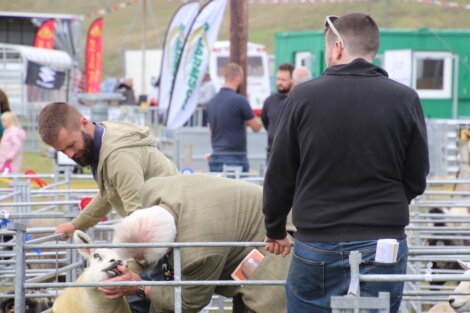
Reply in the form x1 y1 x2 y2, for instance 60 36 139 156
449 298 455 304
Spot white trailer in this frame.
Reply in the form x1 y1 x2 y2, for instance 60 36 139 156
208 41 271 116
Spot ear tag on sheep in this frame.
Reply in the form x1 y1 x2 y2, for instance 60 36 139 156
25 234 42 255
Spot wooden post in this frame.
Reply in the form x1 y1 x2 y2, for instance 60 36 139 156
229 0 248 97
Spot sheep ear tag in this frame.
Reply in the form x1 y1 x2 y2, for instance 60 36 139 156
457 259 470 270
73 230 93 258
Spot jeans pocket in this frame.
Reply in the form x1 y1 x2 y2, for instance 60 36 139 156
359 251 407 304
287 253 325 301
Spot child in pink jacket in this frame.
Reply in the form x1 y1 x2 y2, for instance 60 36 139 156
0 112 26 173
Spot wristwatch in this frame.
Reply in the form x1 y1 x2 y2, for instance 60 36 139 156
136 286 146 298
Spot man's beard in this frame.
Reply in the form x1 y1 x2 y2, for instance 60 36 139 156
72 131 94 167
277 85 291 95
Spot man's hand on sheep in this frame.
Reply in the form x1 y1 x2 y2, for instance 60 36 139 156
98 266 146 299
54 222 76 241
264 236 292 257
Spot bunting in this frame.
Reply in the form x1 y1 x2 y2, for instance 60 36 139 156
403 0 470 10
246 0 378 2
85 0 140 18
84 0 470 19
169 0 470 9
167 0 379 3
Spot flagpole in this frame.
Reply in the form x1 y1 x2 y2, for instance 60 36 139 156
229 0 248 97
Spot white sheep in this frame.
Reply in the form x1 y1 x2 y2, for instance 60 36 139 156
428 302 456 312
52 230 131 313
448 260 470 313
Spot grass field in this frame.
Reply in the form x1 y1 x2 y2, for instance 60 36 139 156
3 0 470 77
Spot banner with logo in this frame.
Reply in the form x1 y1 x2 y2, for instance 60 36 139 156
25 61 66 90
85 18 103 93
34 19 55 49
158 1 200 111
166 0 227 129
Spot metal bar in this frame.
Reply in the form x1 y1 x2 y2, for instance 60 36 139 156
0 212 71 219
174 247 182 313
25 241 269 249
9 223 26 313
25 261 83 284
0 200 80 207
360 274 470 282
404 291 470 296
0 259 67 265
25 280 286 288
347 251 361 296
426 179 470 184
30 189 97 195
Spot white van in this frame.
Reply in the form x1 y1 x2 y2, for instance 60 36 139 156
209 41 271 116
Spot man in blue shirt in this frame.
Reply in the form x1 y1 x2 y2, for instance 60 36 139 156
206 63 262 172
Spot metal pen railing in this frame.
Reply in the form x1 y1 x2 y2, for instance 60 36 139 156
8 223 285 313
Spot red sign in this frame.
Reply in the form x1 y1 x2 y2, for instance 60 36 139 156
85 18 103 93
34 19 55 49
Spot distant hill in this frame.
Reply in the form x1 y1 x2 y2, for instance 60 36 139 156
3 0 470 76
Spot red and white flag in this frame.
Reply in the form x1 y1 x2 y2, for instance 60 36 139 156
34 19 55 49
85 18 103 93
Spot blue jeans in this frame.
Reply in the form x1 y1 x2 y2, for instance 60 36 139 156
286 239 408 313
208 154 249 172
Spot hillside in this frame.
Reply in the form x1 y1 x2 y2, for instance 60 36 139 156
3 0 470 76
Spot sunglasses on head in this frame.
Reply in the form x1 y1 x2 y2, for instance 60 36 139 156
325 15 344 48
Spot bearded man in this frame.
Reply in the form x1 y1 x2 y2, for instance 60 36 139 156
37 102 179 238
260 63 294 163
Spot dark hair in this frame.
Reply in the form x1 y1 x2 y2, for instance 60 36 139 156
38 102 83 145
327 12 379 58
0 89 11 113
278 63 294 77
224 63 243 82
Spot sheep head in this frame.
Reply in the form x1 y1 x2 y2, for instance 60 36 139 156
74 230 127 281
449 260 470 312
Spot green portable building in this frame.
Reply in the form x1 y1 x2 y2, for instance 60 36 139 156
275 29 470 119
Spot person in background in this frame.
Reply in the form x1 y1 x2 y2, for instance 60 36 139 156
261 63 294 163
263 13 429 313
149 76 160 107
0 112 26 173
116 78 136 105
197 73 216 126
292 66 312 85
0 89 11 140
206 63 262 172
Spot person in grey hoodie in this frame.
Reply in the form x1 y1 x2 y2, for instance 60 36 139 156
38 102 179 236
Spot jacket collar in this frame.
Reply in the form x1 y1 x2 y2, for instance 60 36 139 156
325 58 388 78
91 122 105 181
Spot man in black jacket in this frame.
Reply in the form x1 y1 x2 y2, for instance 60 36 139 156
263 13 429 313
261 63 294 163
